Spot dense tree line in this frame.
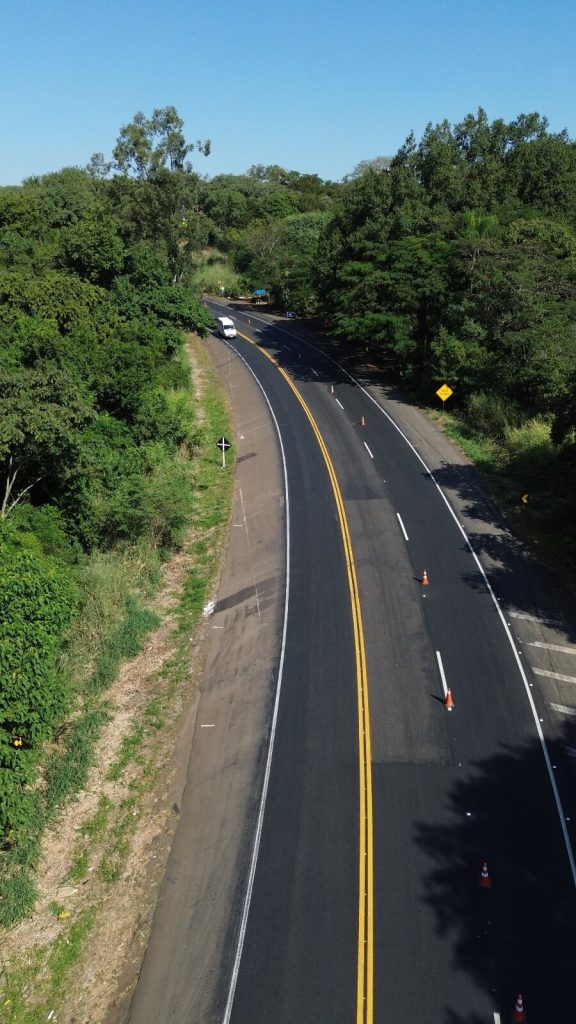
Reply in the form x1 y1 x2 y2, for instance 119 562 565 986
2 104 576 888
315 111 576 426
0 109 215 858
209 110 576 450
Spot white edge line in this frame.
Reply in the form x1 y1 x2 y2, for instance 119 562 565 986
363 441 374 459
209 300 576 888
396 512 409 542
219 342 291 1024
435 650 448 698
357 380 576 886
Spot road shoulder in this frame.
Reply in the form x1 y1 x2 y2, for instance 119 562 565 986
118 335 286 1024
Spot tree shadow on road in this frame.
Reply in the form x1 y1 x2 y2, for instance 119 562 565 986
414 730 576 1022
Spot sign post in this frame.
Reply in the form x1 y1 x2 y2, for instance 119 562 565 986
436 383 453 415
216 436 232 468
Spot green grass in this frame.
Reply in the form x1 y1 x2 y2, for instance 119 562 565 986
0 871 37 929
0 910 97 1023
80 794 113 841
44 705 111 818
47 910 96 995
106 722 146 782
87 595 160 695
67 850 89 882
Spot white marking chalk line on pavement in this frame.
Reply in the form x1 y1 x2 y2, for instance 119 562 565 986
525 640 576 655
396 512 409 542
534 668 576 684
436 650 448 698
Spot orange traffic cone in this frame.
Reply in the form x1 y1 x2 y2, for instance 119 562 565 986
444 688 454 711
511 993 527 1022
421 569 429 585
478 861 492 888
359 415 366 427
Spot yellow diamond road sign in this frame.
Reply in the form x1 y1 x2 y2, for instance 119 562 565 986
436 384 453 402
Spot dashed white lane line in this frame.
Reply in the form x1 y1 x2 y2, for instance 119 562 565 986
396 512 409 542
534 668 576 684
435 650 449 699
201 723 215 728
525 640 576 655
494 1013 501 1023
363 441 374 459
311 366 318 376
509 611 565 628
550 703 576 717
336 398 344 410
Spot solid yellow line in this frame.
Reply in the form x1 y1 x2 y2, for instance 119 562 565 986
237 332 374 1024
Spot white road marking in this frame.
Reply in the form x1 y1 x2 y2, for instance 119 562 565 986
219 342 291 1024
336 398 344 410
550 703 576 717
396 512 409 542
509 611 565 627
348 374 576 886
525 640 576 655
311 366 318 376
534 668 576 684
363 441 374 459
436 650 449 698
210 299 576 889
494 1014 501 1024
200 723 215 728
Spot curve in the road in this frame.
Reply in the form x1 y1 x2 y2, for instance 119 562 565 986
229 332 375 1024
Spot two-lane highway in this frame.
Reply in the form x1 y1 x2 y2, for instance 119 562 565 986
206 300 576 1024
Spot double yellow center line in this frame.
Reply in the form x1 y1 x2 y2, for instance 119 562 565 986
237 333 374 1023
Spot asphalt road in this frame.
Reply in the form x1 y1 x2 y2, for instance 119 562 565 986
204 301 576 1024
124 299 576 1024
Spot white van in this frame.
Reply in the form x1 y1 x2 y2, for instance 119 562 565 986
215 316 237 339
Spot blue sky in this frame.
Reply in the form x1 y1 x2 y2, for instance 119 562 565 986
1 0 575 185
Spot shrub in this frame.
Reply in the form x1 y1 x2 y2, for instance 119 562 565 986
463 392 519 441
140 443 196 548
132 387 199 448
0 868 37 927
0 525 77 840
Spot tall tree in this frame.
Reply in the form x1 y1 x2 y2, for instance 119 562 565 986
111 107 210 179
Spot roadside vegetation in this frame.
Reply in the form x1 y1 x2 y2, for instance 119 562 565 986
191 109 576 575
1 101 576 1016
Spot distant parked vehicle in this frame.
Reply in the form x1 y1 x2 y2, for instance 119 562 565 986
285 310 297 319
215 316 237 339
